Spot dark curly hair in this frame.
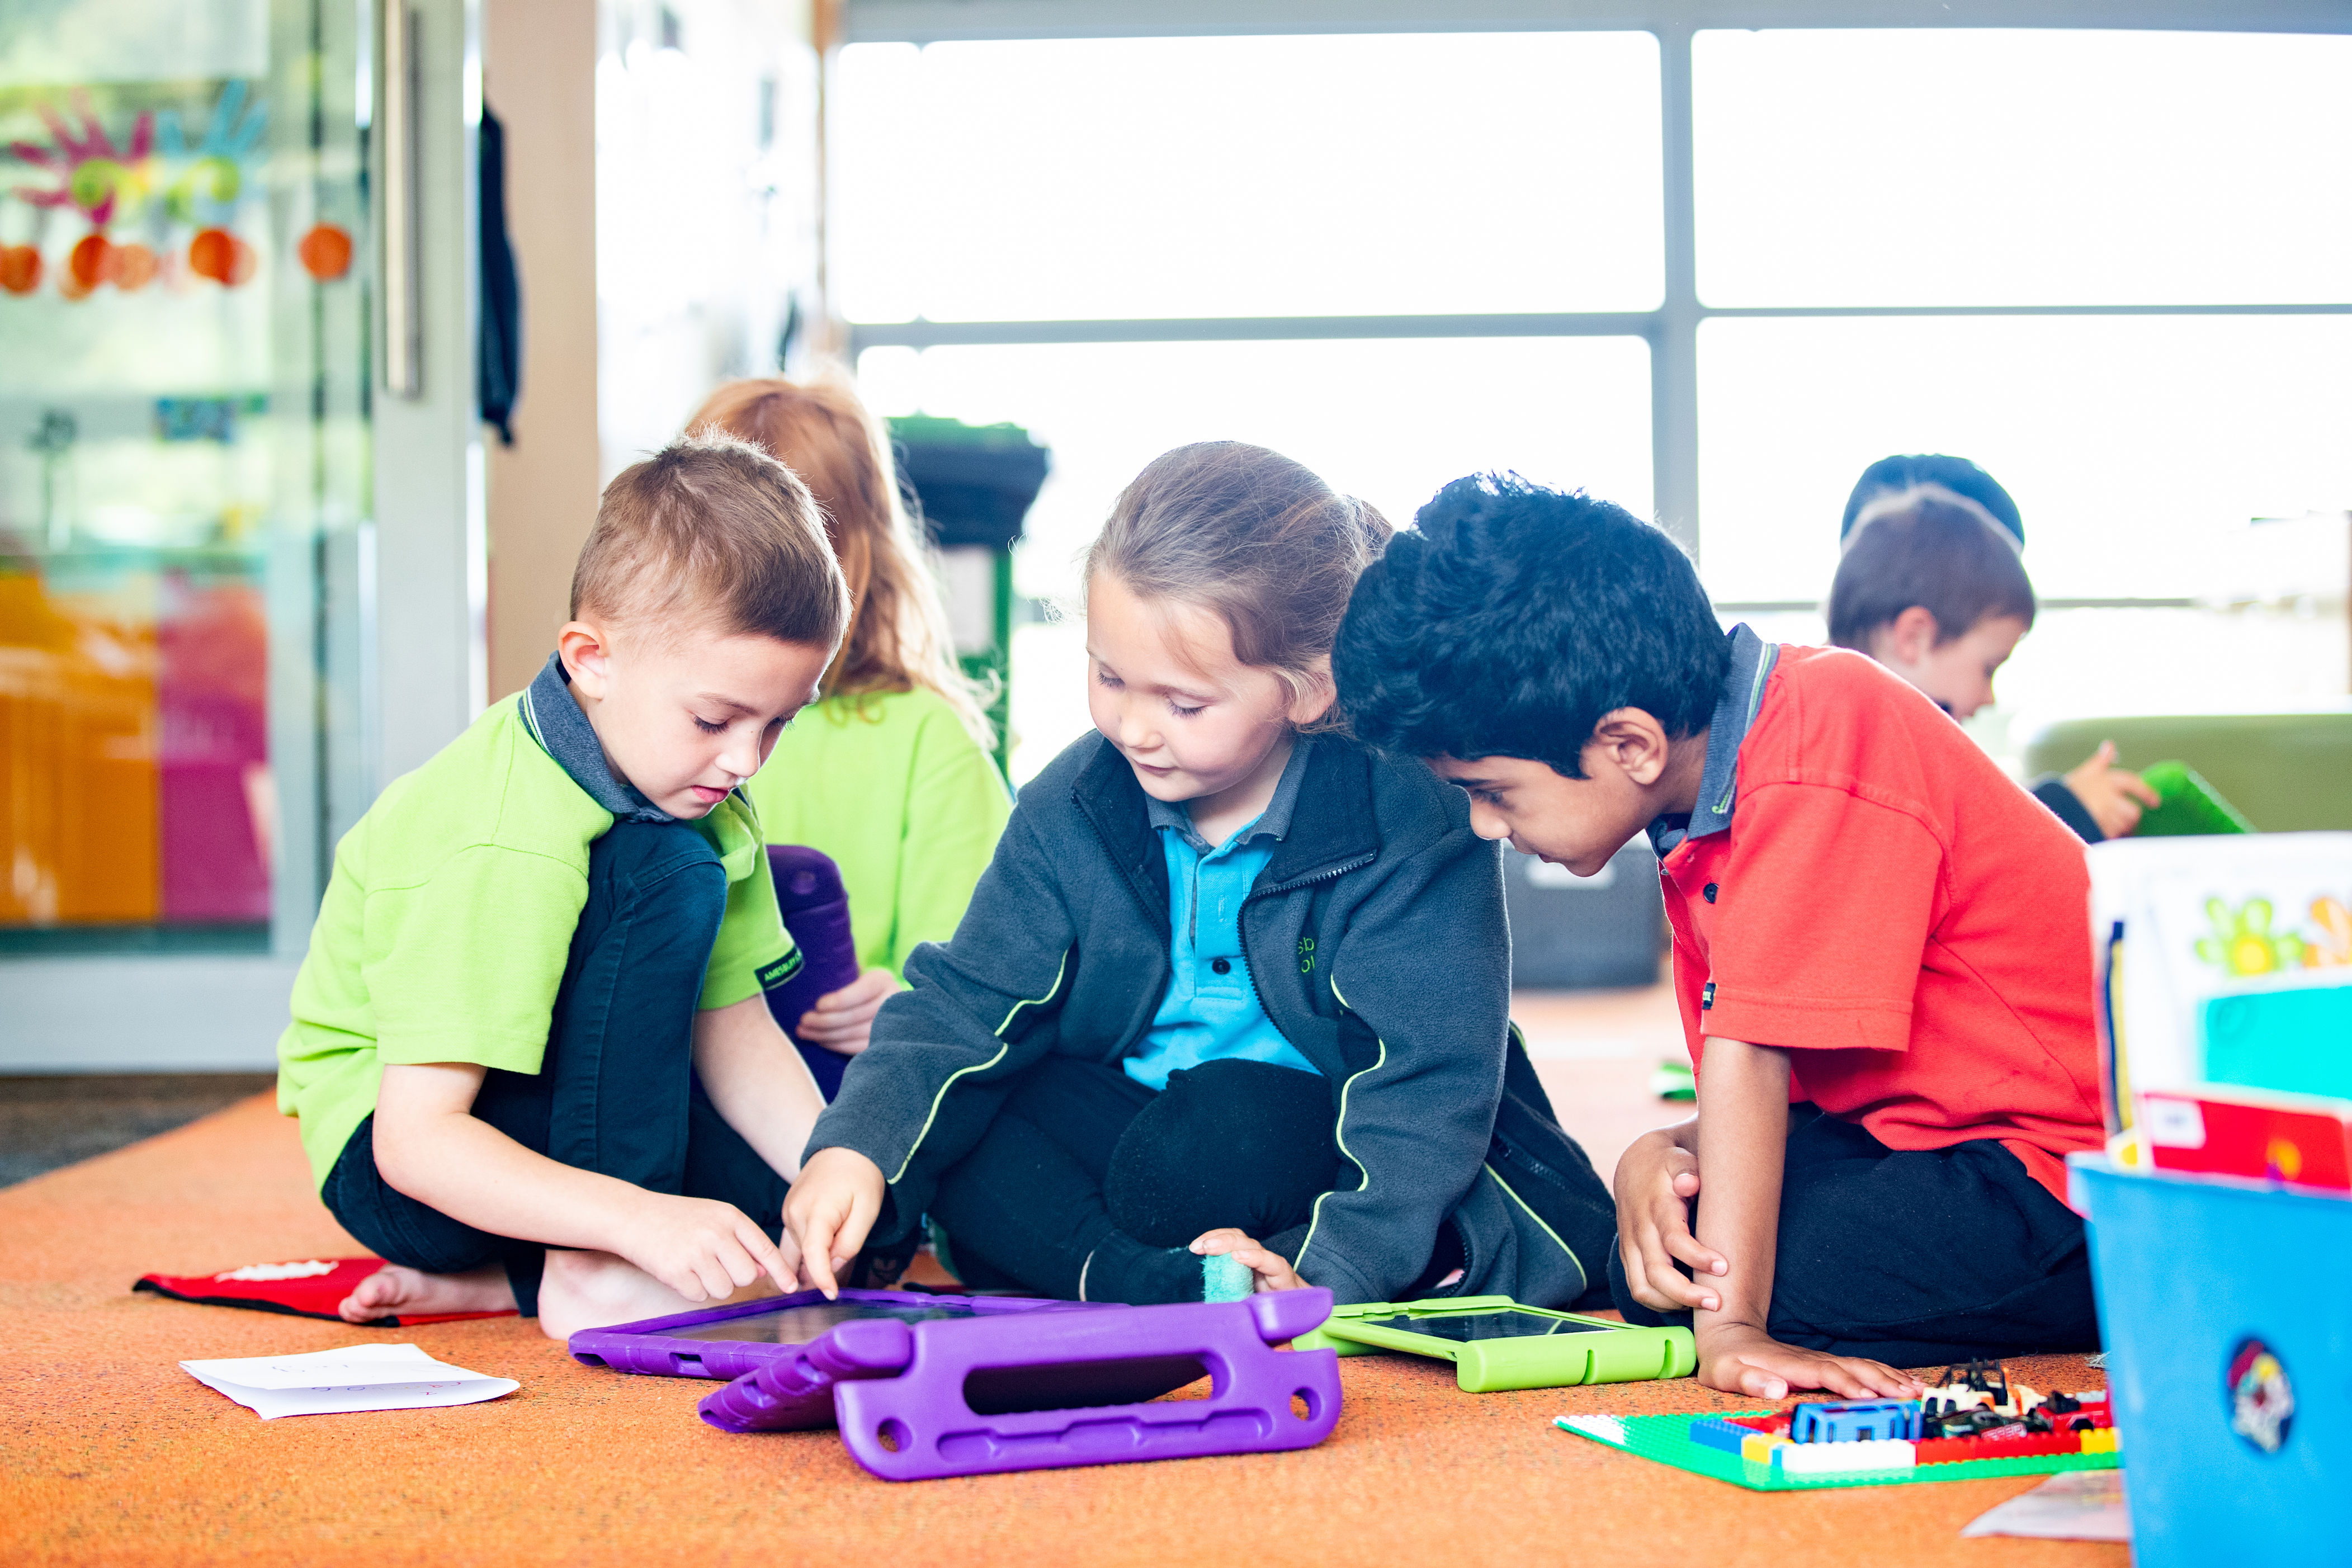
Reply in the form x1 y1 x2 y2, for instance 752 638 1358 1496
1333 474 1728 779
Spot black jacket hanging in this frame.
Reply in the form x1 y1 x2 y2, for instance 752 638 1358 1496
477 105 522 445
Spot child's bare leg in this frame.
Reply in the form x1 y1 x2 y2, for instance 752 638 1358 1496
338 1262 516 1324
535 1248 782 1342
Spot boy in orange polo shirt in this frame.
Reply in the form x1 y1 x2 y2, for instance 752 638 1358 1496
1333 475 2104 1397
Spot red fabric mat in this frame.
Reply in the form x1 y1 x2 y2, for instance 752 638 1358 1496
135 1256 516 1326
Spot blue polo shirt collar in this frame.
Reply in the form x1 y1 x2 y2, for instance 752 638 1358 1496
517 651 674 824
1647 624 1777 858
1144 735 1314 853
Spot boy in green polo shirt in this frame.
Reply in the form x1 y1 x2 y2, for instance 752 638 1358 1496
276 434 853 1339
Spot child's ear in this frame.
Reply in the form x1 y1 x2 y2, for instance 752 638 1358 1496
1869 606 1942 672
559 620 615 701
1284 662 1338 728
1587 707 1673 788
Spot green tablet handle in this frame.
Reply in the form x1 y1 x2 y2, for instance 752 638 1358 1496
2134 761 2256 837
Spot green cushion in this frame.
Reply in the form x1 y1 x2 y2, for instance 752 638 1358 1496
2019 709 2352 832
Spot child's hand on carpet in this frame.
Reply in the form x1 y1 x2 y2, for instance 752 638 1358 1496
1694 1321 1922 1401
795 967 898 1055
784 1146 886 1297
1189 1229 1303 1293
1612 1126 1725 1314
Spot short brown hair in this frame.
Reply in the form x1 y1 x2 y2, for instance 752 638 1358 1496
1085 442 1392 722
1826 491 2036 649
572 432 851 650
688 374 991 747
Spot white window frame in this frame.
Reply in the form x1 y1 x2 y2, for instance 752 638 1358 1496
838 0 2352 613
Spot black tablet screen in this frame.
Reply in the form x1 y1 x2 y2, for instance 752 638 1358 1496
1363 1311 1616 1342
666 1301 981 1344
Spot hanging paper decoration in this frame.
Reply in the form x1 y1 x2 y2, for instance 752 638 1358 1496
4 81 270 299
296 222 352 281
9 92 158 226
187 226 254 285
0 245 40 294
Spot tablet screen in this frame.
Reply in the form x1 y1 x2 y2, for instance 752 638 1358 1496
1363 1310 1617 1342
665 1300 983 1344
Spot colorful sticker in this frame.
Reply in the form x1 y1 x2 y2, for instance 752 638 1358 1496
2194 898 2307 977
2225 1337 2294 1455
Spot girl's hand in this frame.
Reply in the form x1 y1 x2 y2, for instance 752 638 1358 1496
1612 1126 1727 1314
1189 1228 1303 1293
783 1146 886 1298
1695 1322 1921 1401
2063 741 2162 840
795 967 898 1055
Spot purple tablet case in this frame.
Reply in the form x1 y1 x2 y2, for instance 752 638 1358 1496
764 845 863 1099
697 1287 1343 1481
567 1287 1074 1383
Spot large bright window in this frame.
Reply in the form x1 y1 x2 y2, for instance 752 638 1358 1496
1693 30 2352 308
1697 315 2352 604
835 32 1663 322
834 16 2352 785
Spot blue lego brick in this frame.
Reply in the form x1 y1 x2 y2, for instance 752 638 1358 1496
1687 1416 1754 1454
1788 1399 1923 1444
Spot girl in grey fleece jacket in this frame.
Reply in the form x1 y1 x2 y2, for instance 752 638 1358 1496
783 443 1615 1309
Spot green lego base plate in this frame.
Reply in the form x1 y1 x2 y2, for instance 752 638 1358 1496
1554 1411 2123 1491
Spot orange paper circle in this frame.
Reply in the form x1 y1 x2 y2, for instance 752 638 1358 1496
296 222 353 281
0 245 40 295
112 242 158 291
68 232 114 287
188 226 236 284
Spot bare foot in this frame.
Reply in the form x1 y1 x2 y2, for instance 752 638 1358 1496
536 1249 782 1342
338 1262 516 1324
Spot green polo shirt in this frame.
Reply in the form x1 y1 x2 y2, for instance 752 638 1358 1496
745 684 1010 978
275 693 794 1189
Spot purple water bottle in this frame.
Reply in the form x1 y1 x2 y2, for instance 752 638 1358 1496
765 845 865 1100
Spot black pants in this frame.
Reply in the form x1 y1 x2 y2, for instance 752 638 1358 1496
1609 1104 2101 1366
929 1056 1342 1303
322 819 791 1316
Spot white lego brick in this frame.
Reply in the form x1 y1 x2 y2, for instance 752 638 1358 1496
1774 1438 1918 1475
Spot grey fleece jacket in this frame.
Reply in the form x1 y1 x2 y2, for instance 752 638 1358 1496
803 730 1615 1309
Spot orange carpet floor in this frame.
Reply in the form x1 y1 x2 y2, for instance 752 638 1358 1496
2 988 2123 1568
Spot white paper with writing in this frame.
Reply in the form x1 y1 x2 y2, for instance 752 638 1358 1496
181 1342 518 1420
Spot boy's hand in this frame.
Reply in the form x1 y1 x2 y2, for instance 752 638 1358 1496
1695 1321 1923 1401
615 1192 797 1303
1189 1229 1303 1293
784 1145 886 1298
795 967 898 1055
2063 742 2161 839
1613 1126 1727 1314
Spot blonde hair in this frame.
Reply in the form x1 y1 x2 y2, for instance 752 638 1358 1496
572 431 851 650
1084 442 1392 728
689 373 993 749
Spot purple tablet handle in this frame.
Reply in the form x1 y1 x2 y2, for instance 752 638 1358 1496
764 846 864 1099
698 1288 1343 1481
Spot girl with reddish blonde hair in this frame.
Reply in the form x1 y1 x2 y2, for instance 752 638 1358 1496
689 374 1008 1085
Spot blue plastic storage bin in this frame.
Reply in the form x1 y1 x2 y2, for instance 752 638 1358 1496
2071 1156 2350 1565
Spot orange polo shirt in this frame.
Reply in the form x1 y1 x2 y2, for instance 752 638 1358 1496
1657 640 2103 1207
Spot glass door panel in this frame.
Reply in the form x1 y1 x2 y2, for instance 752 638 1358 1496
0 0 367 948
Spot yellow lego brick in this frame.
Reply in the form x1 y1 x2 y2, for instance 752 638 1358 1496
1740 1433 1790 1463
2080 1427 2120 1454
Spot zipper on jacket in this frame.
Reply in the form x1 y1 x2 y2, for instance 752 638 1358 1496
1231 851 1373 1058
